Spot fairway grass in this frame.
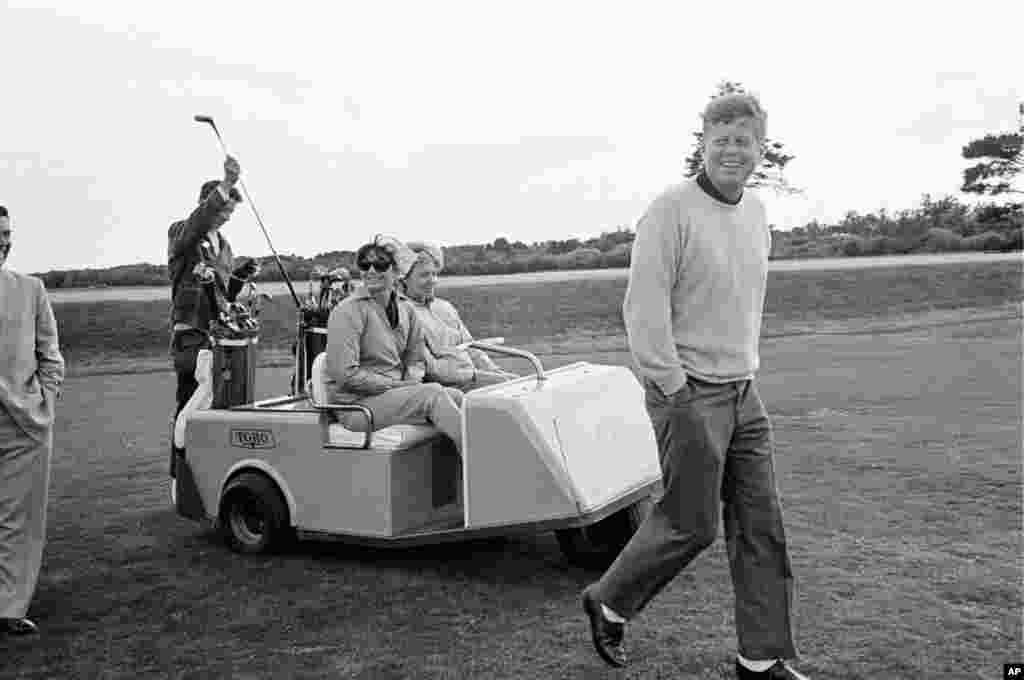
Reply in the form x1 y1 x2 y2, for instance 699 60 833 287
0 261 1019 679
53 259 1022 377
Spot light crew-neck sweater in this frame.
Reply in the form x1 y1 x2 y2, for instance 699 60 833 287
622 178 770 396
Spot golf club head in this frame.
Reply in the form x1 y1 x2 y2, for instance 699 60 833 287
194 114 228 153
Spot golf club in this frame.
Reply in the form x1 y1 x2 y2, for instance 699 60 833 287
193 114 302 310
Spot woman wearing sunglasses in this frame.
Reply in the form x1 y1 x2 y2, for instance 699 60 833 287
324 237 464 454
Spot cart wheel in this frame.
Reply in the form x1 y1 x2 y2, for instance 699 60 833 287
219 472 293 555
556 496 653 569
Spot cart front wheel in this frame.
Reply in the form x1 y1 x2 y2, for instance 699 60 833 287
556 496 653 569
219 472 292 555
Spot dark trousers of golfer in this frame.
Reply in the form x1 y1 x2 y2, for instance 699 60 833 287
588 178 797 663
597 376 795 658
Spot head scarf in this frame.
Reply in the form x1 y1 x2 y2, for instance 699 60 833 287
373 234 419 279
405 241 445 275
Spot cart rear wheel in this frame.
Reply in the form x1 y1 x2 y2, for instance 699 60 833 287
219 472 293 555
556 496 653 569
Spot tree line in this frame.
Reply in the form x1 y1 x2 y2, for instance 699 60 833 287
31 194 1021 290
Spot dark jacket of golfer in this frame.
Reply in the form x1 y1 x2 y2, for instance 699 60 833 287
167 186 246 335
167 159 257 436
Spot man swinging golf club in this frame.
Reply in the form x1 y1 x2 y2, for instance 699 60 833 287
167 155 259 475
580 91 810 679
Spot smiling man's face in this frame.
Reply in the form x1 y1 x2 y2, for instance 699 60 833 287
703 117 762 199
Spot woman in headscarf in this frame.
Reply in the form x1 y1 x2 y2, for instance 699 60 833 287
325 236 464 453
399 241 518 391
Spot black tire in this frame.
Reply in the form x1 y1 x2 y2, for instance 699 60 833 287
556 495 653 569
219 472 293 555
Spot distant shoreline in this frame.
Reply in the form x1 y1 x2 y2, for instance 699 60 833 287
45 250 1021 304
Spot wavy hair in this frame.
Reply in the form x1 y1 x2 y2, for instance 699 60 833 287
701 92 767 141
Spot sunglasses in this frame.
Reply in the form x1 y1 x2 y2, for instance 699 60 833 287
357 259 393 272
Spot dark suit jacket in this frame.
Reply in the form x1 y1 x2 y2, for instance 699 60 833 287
167 186 244 332
0 269 65 442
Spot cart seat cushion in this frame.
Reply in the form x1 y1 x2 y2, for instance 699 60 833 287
309 352 332 406
310 352 442 450
326 422 441 451
174 348 214 449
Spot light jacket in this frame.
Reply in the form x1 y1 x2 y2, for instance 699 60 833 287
325 285 426 402
407 296 500 385
0 270 65 442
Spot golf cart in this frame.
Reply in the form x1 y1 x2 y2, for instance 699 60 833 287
170 114 659 565
171 330 661 568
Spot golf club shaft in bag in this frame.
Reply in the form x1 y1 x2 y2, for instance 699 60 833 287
193 114 302 310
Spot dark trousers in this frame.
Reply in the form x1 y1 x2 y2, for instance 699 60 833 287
592 376 797 661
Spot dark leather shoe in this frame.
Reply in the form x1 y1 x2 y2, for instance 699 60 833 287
0 617 39 636
735 659 810 679
581 587 626 667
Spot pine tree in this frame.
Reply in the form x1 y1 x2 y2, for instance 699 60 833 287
961 102 1023 197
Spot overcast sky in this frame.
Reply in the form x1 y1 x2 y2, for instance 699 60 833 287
1 1 1021 273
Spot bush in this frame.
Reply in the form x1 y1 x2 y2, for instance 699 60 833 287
599 248 630 268
839 239 862 256
961 231 1009 252
1001 227 1023 251
921 227 962 252
566 247 602 268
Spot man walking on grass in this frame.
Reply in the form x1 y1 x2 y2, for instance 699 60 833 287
0 205 65 636
580 93 810 679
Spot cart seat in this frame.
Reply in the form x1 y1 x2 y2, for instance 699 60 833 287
325 422 439 450
309 352 441 451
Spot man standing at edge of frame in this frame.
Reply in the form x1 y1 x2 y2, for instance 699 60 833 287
579 92 811 679
0 204 65 636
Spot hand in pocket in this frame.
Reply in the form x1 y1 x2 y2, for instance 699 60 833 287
666 381 694 405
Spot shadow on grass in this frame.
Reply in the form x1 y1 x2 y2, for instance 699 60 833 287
30 505 606 625
187 512 602 588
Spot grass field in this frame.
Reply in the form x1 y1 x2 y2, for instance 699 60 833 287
54 259 1022 376
0 260 1021 679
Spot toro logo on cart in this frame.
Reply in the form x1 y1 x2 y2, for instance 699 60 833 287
230 428 276 449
